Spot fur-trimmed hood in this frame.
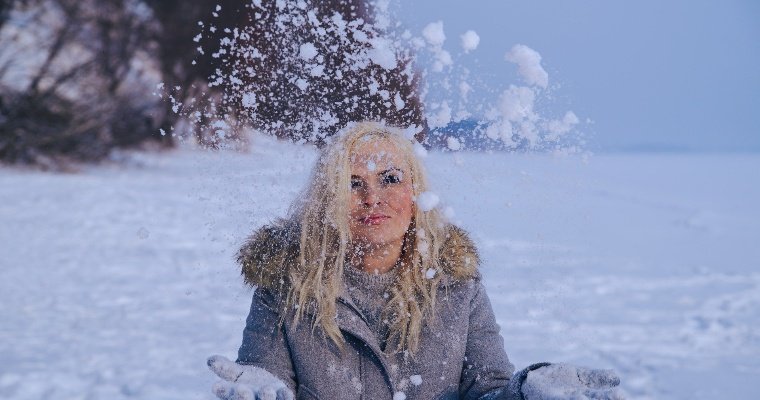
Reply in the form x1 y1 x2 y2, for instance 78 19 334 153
236 221 481 292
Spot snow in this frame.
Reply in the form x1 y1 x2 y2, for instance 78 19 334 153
416 191 440 211
394 93 406 111
446 137 461 151
432 49 452 72
410 375 423 386
460 30 480 53
295 78 308 91
505 44 549 89
545 111 580 136
422 21 446 47
170 2 576 153
443 206 455 220
241 92 257 108
427 101 451 128
368 38 398 70
499 85 537 123
309 64 324 77
459 81 472 99
299 42 317 60
413 142 428 158
1 142 759 399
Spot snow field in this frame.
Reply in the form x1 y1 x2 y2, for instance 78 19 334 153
1 136 758 399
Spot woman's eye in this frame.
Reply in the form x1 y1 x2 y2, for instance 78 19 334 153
350 179 363 189
382 174 401 185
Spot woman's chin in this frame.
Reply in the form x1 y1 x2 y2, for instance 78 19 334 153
350 235 401 249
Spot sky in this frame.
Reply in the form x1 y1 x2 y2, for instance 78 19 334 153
397 0 760 153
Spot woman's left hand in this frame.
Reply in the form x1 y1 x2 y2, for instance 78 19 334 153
521 363 625 400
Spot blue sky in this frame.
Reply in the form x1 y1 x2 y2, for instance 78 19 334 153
398 0 760 152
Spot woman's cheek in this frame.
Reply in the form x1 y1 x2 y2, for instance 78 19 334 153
404 189 415 212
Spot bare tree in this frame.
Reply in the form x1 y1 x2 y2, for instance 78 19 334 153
0 0 167 169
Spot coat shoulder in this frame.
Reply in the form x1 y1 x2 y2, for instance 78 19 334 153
237 219 299 291
438 224 482 284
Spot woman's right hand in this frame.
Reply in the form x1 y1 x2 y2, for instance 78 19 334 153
207 355 294 400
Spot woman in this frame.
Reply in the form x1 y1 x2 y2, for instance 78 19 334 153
208 122 623 400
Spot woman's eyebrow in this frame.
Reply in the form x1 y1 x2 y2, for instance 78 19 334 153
377 167 402 175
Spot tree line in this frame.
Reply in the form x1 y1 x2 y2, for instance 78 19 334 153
0 0 426 170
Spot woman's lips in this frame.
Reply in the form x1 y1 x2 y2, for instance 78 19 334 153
360 215 390 225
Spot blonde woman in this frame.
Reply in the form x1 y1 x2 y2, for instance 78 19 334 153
208 122 624 400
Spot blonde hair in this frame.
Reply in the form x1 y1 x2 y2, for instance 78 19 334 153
283 121 448 354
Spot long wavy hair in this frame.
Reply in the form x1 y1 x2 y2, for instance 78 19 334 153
283 121 448 354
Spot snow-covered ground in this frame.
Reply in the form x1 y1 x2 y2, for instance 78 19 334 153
1 136 758 399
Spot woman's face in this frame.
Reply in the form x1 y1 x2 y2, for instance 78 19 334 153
348 138 415 250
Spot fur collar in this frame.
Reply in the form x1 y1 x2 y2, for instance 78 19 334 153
237 220 481 291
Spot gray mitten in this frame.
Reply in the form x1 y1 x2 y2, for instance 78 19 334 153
521 363 624 400
207 355 294 400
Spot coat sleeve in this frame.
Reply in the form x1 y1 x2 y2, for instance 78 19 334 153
458 281 519 400
236 288 297 393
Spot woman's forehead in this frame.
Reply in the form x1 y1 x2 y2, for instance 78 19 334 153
349 139 408 170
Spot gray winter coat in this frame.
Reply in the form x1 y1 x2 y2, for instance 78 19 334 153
235 223 530 400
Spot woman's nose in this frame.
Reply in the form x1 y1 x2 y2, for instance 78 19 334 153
362 185 382 206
